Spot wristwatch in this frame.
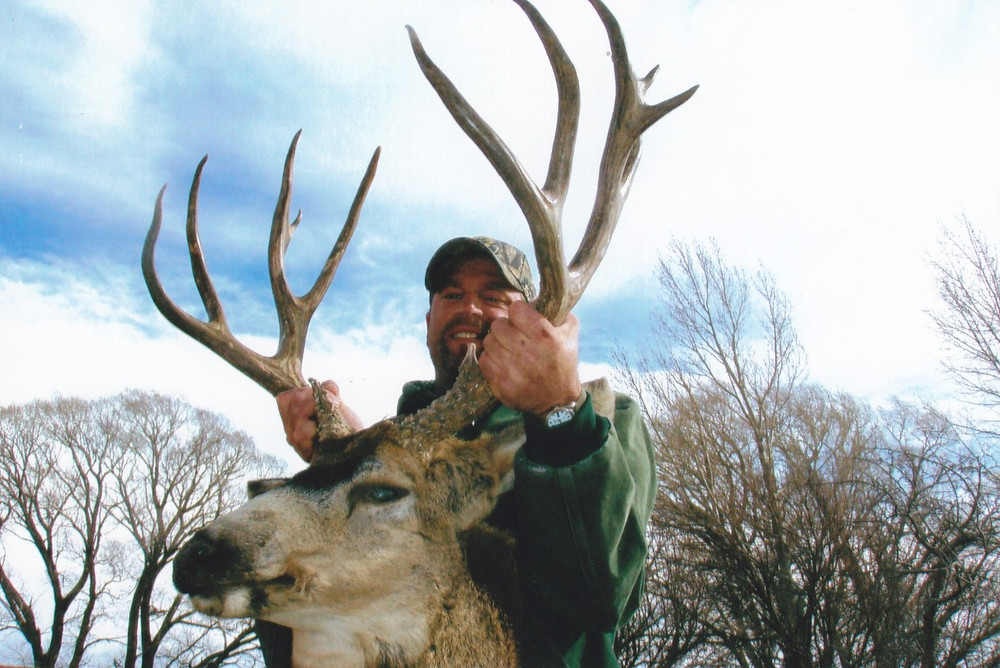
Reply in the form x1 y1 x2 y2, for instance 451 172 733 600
543 404 576 429
541 391 586 429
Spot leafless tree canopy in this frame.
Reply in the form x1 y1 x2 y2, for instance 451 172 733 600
0 391 282 668
930 216 1000 428
616 239 1000 667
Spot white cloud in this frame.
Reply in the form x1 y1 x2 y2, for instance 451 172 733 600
2 0 998 439
10 0 152 128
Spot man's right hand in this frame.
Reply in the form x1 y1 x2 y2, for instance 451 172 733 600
276 380 364 462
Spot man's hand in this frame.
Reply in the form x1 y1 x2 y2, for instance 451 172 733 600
480 300 583 418
276 380 364 462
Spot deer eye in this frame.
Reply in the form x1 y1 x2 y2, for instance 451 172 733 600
360 485 407 505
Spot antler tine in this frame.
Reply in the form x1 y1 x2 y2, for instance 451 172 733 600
142 133 381 414
269 131 382 382
407 0 581 325
143 162 293 389
569 0 698 309
511 0 580 203
182 156 227 326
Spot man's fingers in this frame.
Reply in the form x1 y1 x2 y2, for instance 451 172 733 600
320 379 342 397
506 299 545 328
275 386 323 460
318 379 365 433
486 317 525 354
290 424 316 462
480 305 583 416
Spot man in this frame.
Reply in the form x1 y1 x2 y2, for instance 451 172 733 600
269 237 655 667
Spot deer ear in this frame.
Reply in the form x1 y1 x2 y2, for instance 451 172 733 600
428 425 524 531
246 478 288 499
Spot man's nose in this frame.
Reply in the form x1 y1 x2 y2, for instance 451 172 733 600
459 295 485 316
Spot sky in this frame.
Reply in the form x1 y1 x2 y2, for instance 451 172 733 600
2 0 998 470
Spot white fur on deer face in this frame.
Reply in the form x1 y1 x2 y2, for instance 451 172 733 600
173 421 520 654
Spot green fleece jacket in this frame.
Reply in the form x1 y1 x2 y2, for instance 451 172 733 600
258 381 655 667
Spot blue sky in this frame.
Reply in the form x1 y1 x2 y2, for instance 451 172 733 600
2 0 998 468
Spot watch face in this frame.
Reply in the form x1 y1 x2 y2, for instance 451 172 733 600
545 407 574 429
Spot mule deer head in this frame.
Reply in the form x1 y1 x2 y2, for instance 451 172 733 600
145 1 695 664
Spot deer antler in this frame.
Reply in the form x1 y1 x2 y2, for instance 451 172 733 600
142 0 693 458
397 0 697 445
142 131 380 438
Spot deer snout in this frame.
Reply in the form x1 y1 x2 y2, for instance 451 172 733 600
173 527 246 594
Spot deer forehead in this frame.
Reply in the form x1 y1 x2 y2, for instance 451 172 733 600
228 456 423 555
256 432 493 537
290 449 417 494
251 437 448 521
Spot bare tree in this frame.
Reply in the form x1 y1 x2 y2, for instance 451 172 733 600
108 390 280 668
865 401 1000 668
617 238 1000 667
0 392 281 667
617 239 828 665
930 216 1000 426
614 517 715 667
0 397 120 668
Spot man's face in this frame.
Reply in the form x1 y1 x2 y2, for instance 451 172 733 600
426 257 525 389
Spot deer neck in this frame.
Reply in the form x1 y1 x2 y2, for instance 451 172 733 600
280 564 477 667
422 569 517 667
287 606 432 667
283 571 510 667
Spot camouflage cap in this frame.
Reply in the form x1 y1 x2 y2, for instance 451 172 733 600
424 236 537 301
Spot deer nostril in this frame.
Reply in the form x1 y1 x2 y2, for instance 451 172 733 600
173 530 233 593
191 543 212 560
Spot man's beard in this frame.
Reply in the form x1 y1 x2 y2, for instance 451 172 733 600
430 314 488 392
